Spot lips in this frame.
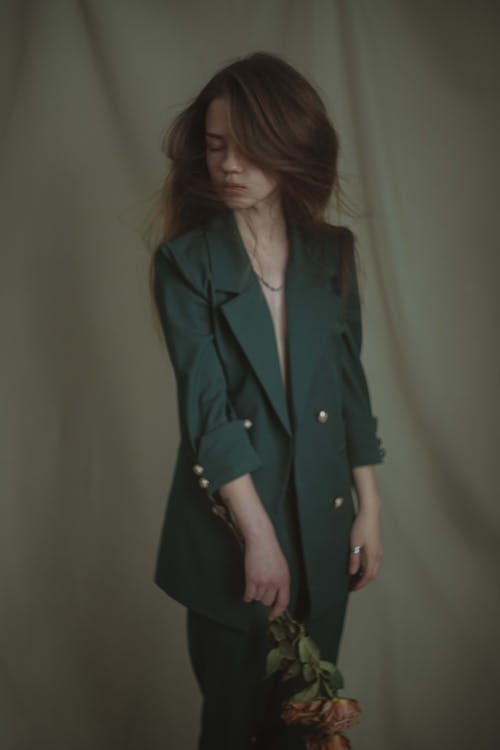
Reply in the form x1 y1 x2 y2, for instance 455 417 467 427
223 183 245 192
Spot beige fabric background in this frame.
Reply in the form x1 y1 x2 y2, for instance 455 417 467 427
2 1 499 748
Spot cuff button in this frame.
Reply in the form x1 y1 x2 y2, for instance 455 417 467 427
198 477 210 489
316 409 329 423
192 464 204 475
243 419 253 429
333 496 344 509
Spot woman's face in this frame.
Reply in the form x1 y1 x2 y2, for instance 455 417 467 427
205 96 280 210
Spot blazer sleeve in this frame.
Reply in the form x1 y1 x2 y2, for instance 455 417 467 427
339 230 386 468
153 242 263 495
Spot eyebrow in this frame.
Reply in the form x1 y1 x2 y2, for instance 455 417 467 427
205 132 225 139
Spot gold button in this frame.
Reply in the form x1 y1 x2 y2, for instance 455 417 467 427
243 419 253 429
192 464 204 475
316 410 329 423
198 477 210 489
333 496 344 509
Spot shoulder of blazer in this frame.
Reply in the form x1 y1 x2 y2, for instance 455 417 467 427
156 210 250 298
155 226 211 298
307 223 352 283
155 216 352 296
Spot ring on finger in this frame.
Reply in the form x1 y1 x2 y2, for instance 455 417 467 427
351 545 362 555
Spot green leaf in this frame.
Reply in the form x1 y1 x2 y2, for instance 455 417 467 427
298 636 320 663
282 661 301 681
297 636 311 662
278 640 296 660
269 620 287 642
307 636 320 660
284 617 303 640
319 660 337 676
320 663 344 692
303 662 317 682
291 678 321 703
265 647 284 677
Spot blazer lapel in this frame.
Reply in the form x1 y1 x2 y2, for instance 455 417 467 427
207 210 293 436
285 225 340 429
206 210 339 437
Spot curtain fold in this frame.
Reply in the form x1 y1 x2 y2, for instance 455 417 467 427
1 1 498 748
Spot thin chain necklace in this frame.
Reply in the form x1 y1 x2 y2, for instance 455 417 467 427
237 216 287 292
254 271 285 292
248 243 286 292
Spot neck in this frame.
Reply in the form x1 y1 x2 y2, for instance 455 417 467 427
233 192 287 250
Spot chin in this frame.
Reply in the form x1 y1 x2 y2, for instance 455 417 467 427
222 195 252 208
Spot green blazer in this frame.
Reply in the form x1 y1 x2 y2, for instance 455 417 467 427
153 209 385 631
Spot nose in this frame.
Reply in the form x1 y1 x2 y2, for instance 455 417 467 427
222 145 244 173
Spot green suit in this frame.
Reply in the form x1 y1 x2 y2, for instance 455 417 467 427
153 208 385 633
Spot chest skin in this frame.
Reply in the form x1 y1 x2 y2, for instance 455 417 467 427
235 215 291 401
260 283 289 396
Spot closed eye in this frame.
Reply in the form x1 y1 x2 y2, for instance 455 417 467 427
205 131 225 153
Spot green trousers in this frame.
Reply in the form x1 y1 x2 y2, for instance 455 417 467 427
186 473 350 749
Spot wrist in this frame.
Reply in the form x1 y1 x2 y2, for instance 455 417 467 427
357 493 382 514
221 495 274 542
241 514 275 543
351 465 381 514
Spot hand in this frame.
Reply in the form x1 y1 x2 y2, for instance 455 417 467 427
348 507 383 591
243 530 290 621
217 474 291 620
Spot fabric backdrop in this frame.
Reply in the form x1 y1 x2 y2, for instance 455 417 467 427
1 1 499 748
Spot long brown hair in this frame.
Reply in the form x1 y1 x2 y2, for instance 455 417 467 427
147 52 359 309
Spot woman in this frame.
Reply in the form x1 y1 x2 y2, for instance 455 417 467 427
150 52 386 750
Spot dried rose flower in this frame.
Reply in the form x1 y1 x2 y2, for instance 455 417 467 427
281 698 325 726
282 697 361 733
318 698 361 732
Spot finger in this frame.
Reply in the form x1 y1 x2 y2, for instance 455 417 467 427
261 587 277 607
352 555 378 591
243 580 257 602
351 567 370 591
269 582 290 621
365 550 383 580
348 547 363 575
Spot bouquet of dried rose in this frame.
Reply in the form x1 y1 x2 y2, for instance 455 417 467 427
266 611 361 748
209 495 361 749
